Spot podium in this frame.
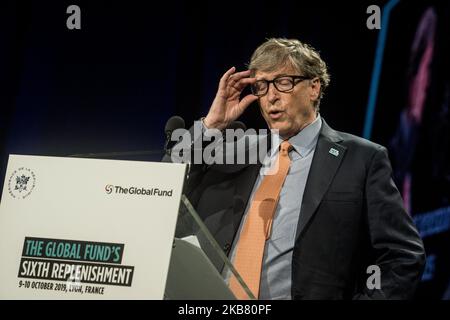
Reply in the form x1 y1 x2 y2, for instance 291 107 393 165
164 195 254 300
0 154 252 299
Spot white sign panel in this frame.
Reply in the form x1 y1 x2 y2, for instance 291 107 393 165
0 154 186 299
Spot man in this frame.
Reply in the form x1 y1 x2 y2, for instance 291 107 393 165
176 38 425 300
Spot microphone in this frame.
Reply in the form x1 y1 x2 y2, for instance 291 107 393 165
164 116 185 156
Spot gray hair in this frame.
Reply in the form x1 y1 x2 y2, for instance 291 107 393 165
249 38 330 110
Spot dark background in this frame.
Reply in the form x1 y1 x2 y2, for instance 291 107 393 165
1 0 449 299
0 0 380 160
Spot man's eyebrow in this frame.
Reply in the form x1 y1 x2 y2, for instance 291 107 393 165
256 73 291 80
275 73 291 77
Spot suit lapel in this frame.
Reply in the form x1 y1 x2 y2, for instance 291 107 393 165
295 120 347 241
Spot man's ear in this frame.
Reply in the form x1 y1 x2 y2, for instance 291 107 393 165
310 77 321 102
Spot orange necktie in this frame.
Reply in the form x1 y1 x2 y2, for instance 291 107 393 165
229 140 292 299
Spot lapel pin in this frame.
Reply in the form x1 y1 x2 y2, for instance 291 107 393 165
329 148 339 157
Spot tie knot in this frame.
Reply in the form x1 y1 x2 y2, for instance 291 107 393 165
280 140 292 155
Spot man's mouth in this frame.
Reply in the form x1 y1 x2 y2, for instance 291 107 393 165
268 110 284 120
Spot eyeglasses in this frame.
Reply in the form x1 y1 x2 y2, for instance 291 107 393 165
250 75 311 97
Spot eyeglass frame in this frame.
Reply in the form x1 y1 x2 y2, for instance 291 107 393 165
250 75 312 97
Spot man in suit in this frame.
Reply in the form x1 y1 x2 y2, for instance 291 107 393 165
176 38 425 300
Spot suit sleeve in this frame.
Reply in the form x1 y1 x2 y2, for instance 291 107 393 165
355 146 426 299
161 121 218 237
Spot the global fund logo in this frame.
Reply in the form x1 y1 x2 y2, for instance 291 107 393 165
105 185 114 194
105 185 173 197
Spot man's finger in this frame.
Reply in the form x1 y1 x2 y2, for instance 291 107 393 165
232 77 257 91
239 94 259 111
219 67 236 90
228 70 253 86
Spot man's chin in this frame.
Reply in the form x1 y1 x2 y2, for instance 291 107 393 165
268 124 290 137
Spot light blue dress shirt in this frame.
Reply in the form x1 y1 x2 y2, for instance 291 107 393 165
226 115 322 300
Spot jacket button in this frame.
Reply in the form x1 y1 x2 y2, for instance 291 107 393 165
223 243 231 252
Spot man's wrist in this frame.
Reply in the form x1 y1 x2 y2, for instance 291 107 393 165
203 116 227 130
201 117 211 130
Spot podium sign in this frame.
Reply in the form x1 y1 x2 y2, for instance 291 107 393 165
0 154 186 299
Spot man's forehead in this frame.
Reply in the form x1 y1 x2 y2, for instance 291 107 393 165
254 65 299 79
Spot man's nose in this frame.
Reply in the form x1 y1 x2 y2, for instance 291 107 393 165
266 82 279 104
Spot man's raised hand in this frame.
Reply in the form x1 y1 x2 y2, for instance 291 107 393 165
204 67 258 130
